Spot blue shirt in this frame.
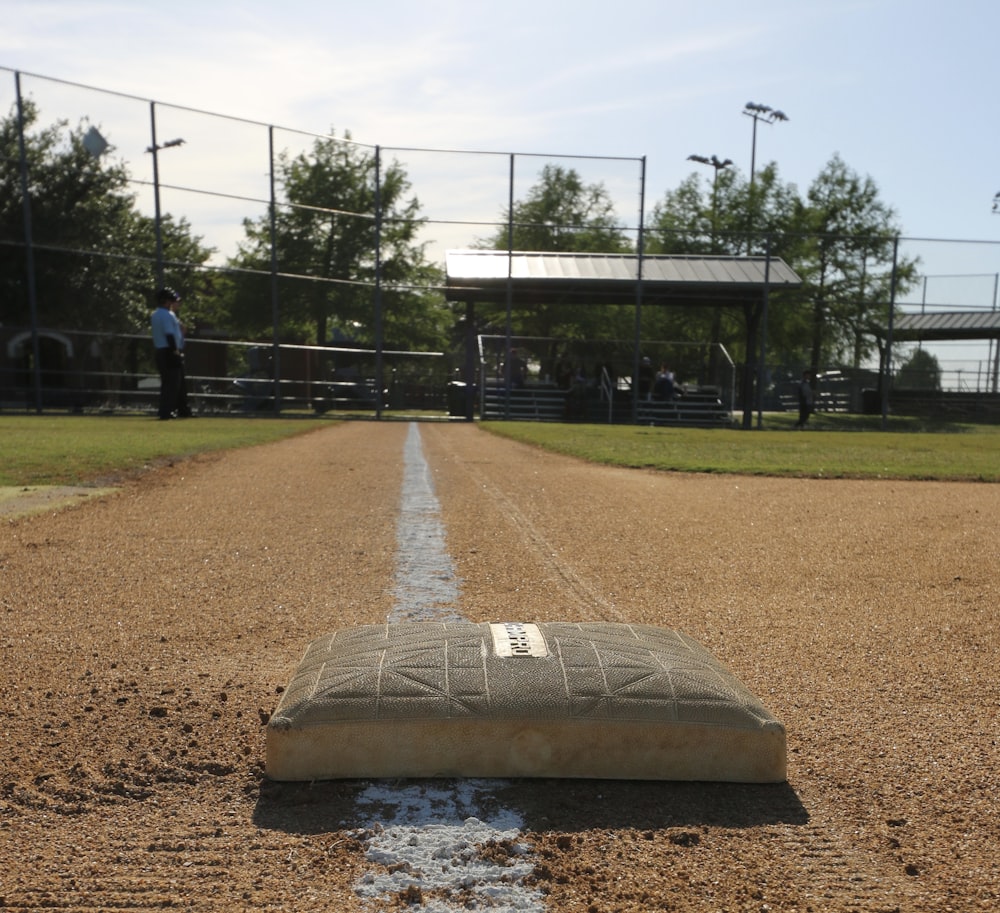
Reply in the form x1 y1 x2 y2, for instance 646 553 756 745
151 306 179 350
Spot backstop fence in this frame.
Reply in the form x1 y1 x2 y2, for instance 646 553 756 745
3 67 999 423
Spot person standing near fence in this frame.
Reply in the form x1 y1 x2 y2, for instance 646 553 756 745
169 296 193 418
795 369 814 428
151 287 185 420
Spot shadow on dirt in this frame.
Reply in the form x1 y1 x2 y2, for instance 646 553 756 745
252 775 808 835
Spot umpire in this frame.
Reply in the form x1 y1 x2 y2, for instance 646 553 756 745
151 287 184 420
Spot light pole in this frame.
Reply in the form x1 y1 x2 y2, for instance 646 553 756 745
687 154 733 251
742 102 787 252
688 154 733 384
146 102 185 290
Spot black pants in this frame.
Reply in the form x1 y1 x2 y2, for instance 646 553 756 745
175 359 191 417
155 348 183 419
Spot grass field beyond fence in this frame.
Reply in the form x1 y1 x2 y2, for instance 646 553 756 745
0 416 322 487
482 416 1000 482
1 414 997 487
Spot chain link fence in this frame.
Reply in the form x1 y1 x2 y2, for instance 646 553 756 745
3 68 999 422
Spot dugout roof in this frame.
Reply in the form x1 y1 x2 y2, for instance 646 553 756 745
888 310 1000 342
444 250 803 307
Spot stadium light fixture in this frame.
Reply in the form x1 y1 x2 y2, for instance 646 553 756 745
687 154 733 248
742 102 788 252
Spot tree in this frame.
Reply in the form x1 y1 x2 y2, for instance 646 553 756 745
0 100 212 334
483 163 633 255
896 347 941 391
648 163 805 259
646 163 811 383
645 156 919 377
227 131 448 350
646 173 720 255
801 154 917 373
475 164 634 346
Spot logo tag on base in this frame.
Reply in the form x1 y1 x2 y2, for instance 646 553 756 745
490 622 549 658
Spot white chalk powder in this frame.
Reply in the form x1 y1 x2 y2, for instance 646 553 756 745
354 780 544 912
356 425 543 911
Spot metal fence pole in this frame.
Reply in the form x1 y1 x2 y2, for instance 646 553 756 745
15 72 43 413
504 153 515 419
148 102 164 290
756 236 772 429
268 125 282 414
374 145 384 420
992 273 999 394
881 235 900 430
631 155 647 424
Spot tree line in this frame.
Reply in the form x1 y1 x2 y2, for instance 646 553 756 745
2 101 922 380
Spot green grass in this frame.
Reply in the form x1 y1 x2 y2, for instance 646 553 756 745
481 417 1000 482
2 413 997 487
0 415 324 486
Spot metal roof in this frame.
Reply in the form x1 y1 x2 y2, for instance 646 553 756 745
889 310 1000 342
445 250 803 306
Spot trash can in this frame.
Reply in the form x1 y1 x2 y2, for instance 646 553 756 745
861 388 880 414
447 381 468 417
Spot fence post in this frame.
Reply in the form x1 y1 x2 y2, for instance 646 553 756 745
756 236 772 429
632 156 647 424
504 153 515 419
881 235 900 430
374 145 384 420
15 72 43 413
268 125 282 414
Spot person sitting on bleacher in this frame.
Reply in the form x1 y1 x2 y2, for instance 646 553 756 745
653 364 678 402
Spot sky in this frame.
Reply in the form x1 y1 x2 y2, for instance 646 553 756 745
3 0 1000 377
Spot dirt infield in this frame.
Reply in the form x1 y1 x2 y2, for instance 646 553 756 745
1 421 997 912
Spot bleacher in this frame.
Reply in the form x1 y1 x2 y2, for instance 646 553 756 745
636 387 733 427
481 383 568 421
778 389 851 414
480 382 732 427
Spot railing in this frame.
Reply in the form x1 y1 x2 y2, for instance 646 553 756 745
480 383 568 422
635 387 733 427
599 366 615 423
478 378 733 427
0 328 450 416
